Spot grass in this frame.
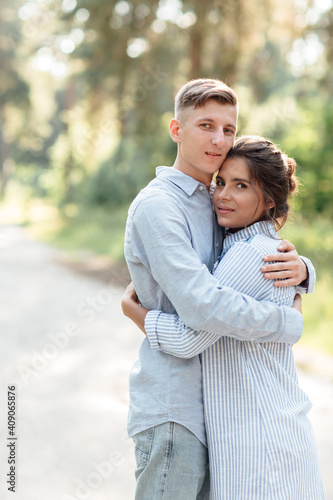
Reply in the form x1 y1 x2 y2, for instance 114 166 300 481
0 182 130 263
1 184 332 355
34 203 130 263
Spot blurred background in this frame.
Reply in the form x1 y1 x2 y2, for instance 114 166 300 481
0 1 333 498
0 0 332 352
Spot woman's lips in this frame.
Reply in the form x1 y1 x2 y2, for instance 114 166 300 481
217 206 234 214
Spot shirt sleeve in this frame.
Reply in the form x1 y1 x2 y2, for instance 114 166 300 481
145 241 300 357
296 256 316 294
130 196 302 345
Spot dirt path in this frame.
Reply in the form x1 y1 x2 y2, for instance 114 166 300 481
0 225 332 500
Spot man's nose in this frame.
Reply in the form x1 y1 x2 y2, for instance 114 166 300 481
212 128 224 148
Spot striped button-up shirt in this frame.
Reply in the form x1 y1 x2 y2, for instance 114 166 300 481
124 166 313 448
145 221 323 499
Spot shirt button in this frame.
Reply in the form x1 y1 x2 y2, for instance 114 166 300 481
198 185 204 191
251 338 255 341
216 243 219 247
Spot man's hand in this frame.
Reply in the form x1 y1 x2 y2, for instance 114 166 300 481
261 239 308 287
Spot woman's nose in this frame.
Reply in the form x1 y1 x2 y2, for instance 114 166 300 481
219 186 231 200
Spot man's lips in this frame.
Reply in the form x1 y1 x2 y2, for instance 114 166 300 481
205 151 222 158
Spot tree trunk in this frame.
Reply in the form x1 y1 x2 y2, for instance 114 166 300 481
188 1 211 79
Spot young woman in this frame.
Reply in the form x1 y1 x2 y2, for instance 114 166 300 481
122 136 324 499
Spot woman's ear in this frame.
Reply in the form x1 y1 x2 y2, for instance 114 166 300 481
267 201 275 210
169 118 181 143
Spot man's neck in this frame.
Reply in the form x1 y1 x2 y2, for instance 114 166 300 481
172 161 213 193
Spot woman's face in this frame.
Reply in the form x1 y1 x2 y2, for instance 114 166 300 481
213 156 266 231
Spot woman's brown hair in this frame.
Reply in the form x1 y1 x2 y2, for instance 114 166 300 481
227 135 298 230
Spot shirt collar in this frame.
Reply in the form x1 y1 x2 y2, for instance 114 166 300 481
156 166 213 197
223 221 277 249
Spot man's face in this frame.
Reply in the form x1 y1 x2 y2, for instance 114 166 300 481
171 100 238 186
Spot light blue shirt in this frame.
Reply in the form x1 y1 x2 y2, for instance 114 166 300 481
124 166 312 445
144 221 323 499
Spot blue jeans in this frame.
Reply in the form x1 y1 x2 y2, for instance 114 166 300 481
133 422 210 499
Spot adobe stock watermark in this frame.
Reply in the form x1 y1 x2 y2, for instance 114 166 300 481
0 231 10 249
74 65 169 156
214 0 236 12
265 102 296 137
0 228 19 250
17 286 115 385
61 434 132 500
314 239 331 263
121 64 168 118
5 0 61 47
50 64 168 173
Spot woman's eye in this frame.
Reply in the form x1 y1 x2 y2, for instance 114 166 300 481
236 183 247 189
216 180 225 186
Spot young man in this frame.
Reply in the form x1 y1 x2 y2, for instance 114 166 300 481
124 79 314 499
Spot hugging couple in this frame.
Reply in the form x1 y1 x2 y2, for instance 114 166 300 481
121 78 324 500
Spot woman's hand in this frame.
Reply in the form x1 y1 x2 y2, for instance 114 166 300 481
121 282 149 335
121 282 139 309
261 239 308 288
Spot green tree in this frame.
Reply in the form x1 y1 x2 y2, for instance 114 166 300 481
0 0 30 195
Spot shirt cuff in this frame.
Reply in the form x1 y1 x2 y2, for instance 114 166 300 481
282 307 303 344
144 310 162 349
296 256 316 295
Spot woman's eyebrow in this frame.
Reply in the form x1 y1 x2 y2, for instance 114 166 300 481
232 177 251 183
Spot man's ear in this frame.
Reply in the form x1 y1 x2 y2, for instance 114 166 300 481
169 118 181 143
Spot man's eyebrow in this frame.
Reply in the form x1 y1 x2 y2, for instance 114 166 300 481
195 117 216 123
196 118 236 130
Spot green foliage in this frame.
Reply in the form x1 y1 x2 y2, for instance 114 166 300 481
278 99 333 217
1 0 331 214
45 204 130 261
279 215 333 351
1 0 333 355
75 112 174 207
280 215 333 281
302 277 333 355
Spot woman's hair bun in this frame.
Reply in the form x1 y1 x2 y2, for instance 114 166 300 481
283 155 298 194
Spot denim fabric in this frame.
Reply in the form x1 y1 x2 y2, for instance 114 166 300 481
133 422 210 500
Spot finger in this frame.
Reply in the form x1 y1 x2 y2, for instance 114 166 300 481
262 253 292 262
263 268 299 279
263 271 296 281
262 263 298 274
273 278 299 288
277 239 296 252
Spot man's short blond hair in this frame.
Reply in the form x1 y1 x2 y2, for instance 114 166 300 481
175 78 238 119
